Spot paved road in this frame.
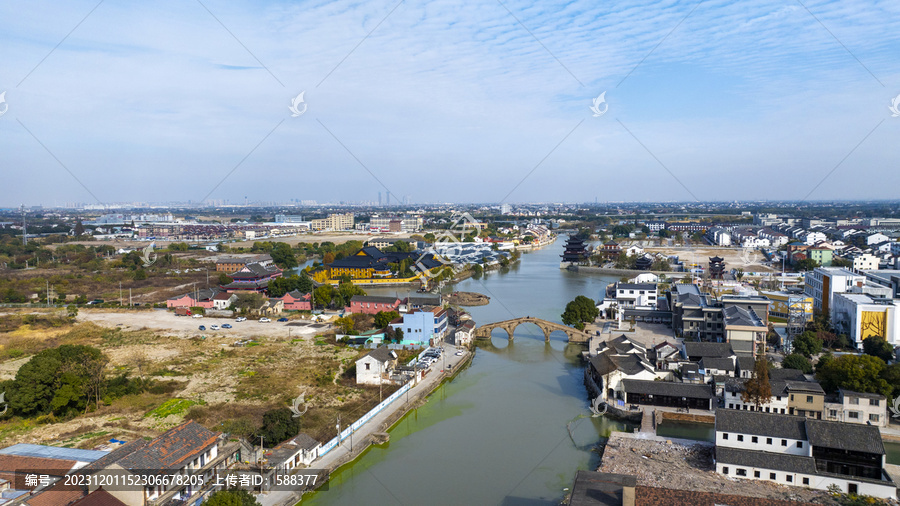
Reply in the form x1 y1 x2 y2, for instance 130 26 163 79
258 341 470 506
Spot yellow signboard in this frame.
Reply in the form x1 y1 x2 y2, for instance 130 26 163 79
860 311 887 340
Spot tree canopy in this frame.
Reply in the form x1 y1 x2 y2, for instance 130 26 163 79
791 331 823 358
815 354 892 398
862 336 894 363
256 408 300 448
7 344 109 417
374 311 400 329
267 274 314 298
561 295 599 331
270 242 298 269
741 354 772 409
781 354 813 374
206 488 261 506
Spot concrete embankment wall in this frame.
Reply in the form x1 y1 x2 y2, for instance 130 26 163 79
659 411 715 425
568 266 685 277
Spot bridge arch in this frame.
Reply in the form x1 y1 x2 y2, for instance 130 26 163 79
474 317 590 344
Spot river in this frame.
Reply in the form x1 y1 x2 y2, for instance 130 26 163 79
302 239 637 505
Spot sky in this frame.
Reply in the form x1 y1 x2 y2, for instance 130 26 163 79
1 0 899 207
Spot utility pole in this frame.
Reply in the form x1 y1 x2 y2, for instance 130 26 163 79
336 415 341 447
129 288 132 307
119 282 122 306
46 280 50 305
21 205 26 246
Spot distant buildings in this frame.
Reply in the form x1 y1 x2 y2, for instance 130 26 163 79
310 213 354 231
215 254 273 273
803 267 865 315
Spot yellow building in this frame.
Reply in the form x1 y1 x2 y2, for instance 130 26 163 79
761 291 813 322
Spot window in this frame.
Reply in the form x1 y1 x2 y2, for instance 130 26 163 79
751 436 758 443
869 399 880 406
786 475 793 483
829 409 838 417
776 396 781 401
365 363 370 370
790 394 794 401
869 414 880 422
849 411 859 419
802 478 809 485
849 397 859 405
770 473 776 480
736 469 747 477
766 437 773 445
737 435 744 442
722 433 729 440
781 440 787 447
722 467 729 475
796 442 803 448
754 471 760 478
806 395 813 403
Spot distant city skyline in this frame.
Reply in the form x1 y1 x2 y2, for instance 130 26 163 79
1 0 899 206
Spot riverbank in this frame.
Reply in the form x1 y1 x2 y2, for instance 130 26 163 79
566 265 684 278
260 345 475 506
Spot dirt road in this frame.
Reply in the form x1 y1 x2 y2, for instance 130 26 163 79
78 310 330 340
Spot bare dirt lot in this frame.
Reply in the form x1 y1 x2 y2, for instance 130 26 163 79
599 433 838 504
0 308 388 451
642 245 776 273
77 309 329 340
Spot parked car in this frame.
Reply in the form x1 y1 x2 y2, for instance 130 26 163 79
277 317 289 322
210 325 219 330
192 314 203 318
198 325 206 331
259 317 271 323
221 324 232 329
235 317 246 322
455 350 464 356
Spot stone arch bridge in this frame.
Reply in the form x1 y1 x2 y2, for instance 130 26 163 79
473 317 590 344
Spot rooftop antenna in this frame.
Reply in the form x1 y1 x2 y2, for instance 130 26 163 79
21 205 26 246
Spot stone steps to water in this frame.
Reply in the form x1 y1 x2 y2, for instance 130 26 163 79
639 409 655 433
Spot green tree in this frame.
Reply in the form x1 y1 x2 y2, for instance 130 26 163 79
206 488 261 506
133 268 147 281
793 258 819 272
270 242 298 269
314 285 333 307
374 311 400 329
73 219 85 236
267 274 314 298
880 363 900 398
741 354 772 410
561 295 599 331
815 354 891 397
394 327 404 343
9 345 108 417
791 331 823 357
781 354 813 374
335 316 355 335
218 272 232 285
257 407 301 447
862 336 894 363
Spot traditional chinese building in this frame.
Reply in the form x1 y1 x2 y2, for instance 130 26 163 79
709 256 726 279
561 236 591 265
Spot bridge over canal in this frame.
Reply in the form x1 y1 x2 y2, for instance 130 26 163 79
473 317 590 344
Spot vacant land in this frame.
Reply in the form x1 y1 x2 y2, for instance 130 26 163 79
641 245 776 273
599 433 837 504
0 308 398 451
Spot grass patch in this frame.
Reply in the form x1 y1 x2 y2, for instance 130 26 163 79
146 398 200 419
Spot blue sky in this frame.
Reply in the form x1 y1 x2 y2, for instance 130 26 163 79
1 0 899 206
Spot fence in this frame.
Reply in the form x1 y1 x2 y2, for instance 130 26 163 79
318 380 412 456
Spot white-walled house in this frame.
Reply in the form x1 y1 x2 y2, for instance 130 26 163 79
867 233 889 246
715 410 896 499
355 347 397 385
823 389 888 427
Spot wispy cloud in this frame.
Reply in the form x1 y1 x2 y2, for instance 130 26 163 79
1 0 898 205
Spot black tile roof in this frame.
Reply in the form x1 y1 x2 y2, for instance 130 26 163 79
351 295 401 305
589 351 654 377
805 419 884 454
361 347 396 364
622 379 713 399
699 357 734 371
568 470 635 506
839 389 886 400
715 409 807 440
716 446 817 474
683 342 734 359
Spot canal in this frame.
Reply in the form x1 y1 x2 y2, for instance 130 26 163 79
303 240 637 505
